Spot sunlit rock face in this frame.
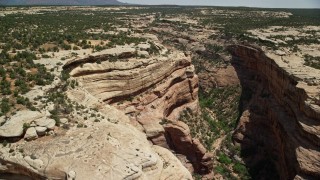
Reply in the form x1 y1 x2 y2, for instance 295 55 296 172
64 46 212 174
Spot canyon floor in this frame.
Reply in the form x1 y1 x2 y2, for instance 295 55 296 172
0 6 319 180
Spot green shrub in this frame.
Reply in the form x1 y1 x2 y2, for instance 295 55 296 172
214 165 227 175
0 98 10 114
73 46 80 50
23 123 30 131
0 79 11 95
218 153 232 165
60 71 70 81
42 54 51 58
304 55 320 69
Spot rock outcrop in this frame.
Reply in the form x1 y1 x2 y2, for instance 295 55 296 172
0 111 44 138
63 45 213 174
1 82 193 179
228 44 320 179
1 119 192 180
164 121 213 174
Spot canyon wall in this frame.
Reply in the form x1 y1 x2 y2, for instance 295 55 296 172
228 44 320 179
0 45 212 179
64 48 213 174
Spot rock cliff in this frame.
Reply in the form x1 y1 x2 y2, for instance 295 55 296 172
0 87 193 180
228 44 320 179
0 38 213 178
63 44 212 174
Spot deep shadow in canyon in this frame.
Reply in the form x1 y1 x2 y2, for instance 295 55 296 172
232 56 288 180
229 44 320 180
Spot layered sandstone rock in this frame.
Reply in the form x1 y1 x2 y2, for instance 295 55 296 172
0 40 211 178
0 119 192 180
164 121 213 174
228 44 320 179
63 45 213 174
0 86 193 179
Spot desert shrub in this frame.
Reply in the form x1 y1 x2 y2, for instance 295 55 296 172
42 54 50 58
233 163 247 174
304 55 320 69
60 71 70 81
218 153 233 165
0 98 10 114
148 42 160 55
0 79 11 95
73 46 80 50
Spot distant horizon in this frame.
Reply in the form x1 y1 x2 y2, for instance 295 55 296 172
120 0 320 9
0 0 319 9
0 4 319 9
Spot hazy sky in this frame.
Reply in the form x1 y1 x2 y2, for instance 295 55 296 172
120 0 320 8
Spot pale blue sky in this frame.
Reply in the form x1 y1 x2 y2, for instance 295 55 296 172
120 0 320 8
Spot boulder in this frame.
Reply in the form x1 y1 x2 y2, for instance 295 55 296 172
0 111 43 138
35 118 56 130
138 50 150 58
185 66 195 78
24 127 38 141
35 126 47 136
285 37 293 41
60 118 68 124
67 171 76 180
275 50 286 56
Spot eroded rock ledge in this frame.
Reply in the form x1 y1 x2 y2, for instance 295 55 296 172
228 44 320 179
1 42 212 178
64 46 213 174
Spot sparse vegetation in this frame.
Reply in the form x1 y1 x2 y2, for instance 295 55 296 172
0 5 318 180
304 55 320 69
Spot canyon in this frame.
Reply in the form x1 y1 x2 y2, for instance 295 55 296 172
229 44 320 179
0 40 212 179
0 6 319 180
62 41 213 174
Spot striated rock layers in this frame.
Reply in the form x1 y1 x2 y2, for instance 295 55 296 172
228 44 320 179
0 45 212 179
64 47 213 174
1 85 193 179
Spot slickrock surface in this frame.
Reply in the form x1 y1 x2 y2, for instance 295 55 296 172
229 44 320 179
1 120 192 180
1 85 193 179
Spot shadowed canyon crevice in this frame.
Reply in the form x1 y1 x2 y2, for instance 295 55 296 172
228 44 320 179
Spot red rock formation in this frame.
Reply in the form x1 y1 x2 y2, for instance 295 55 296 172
64 48 213 175
228 44 320 179
164 121 213 174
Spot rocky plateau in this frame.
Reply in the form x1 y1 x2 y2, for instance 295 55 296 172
0 6 320 180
